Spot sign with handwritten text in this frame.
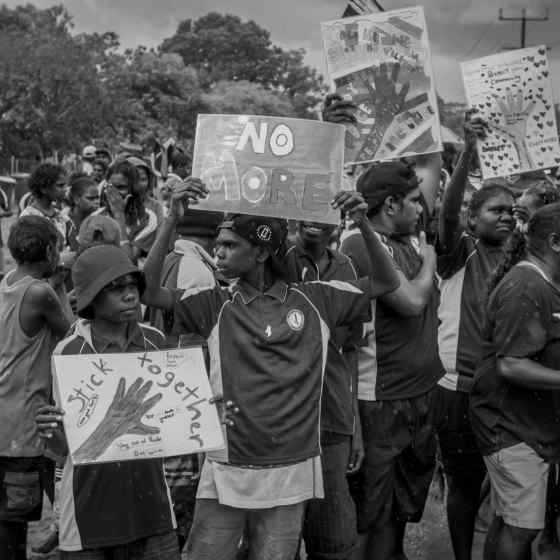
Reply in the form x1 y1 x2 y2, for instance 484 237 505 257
322 6 442 165
53 348 224 465
461 45 560 179
191 114 345 225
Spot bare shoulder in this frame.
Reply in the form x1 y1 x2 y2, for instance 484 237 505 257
24 281 60 311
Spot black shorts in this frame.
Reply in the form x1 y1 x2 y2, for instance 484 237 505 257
0 456 52 522
349 391 437 533
432 386 485 479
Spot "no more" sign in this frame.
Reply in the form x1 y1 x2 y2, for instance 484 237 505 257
191 114 346 224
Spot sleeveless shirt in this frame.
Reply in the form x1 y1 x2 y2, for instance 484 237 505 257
0 272 56 456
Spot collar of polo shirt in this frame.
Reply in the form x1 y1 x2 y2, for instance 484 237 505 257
232 279 288 304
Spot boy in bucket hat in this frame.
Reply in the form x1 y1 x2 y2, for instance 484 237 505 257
36 244 180 559
142 177 401 559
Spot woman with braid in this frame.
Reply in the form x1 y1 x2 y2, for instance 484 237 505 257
434 112 515 560
488 180 560 296
471 203 560 560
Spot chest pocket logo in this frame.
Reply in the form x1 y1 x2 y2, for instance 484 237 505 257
286 309 305 332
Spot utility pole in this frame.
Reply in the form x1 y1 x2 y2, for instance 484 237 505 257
499 8 549 49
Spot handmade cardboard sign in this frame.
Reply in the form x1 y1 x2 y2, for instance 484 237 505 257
53 348 224 465
191 114 345 225
462 45 560 179
322 6 442 165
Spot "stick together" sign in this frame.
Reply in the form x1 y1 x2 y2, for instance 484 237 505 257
53 348 224 465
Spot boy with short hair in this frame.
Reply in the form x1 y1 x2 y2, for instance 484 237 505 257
341 161 442 560
0 215 72 560
36 244 180 559
142 178 401 559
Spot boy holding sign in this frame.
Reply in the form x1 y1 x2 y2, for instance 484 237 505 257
36 245 180 559
141 178 401 559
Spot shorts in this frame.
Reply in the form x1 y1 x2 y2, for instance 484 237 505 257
0 456 52 522
349 391 437 533
59 530 180 559
433 386 486 479
484 441 549 530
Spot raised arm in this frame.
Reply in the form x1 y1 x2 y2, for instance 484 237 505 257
332 191 400 297
380 231 436 317
439 112 487 253
142 178 208 311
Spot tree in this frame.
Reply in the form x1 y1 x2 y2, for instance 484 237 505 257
202 80 297 117
160 12 325 118
0 5 108 158
98 47 209 146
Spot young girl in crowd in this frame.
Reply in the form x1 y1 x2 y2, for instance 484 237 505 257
65 176 101 251
0 216 72 560
20 164 72 249
102 160 159 263
435 112 515 560
470 203 560 560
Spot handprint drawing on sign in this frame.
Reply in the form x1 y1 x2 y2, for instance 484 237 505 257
490 90 535 170
73 377 162 463
339 62 411 161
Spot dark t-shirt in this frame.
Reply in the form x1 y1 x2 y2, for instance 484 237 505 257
172 278 386 466
470 262 560 461
437 232 504 392
341 229 444 400
283 242 361 436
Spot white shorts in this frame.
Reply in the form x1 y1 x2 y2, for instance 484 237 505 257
484 442 549 530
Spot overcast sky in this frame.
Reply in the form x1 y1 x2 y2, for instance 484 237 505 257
7 0 560 102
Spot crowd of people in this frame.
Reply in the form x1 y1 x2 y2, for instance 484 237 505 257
1 96 560 560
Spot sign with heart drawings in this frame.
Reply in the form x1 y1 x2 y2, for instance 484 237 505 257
462 45 560 180
53 348 224 465
191 114 345 225
321 6 442 165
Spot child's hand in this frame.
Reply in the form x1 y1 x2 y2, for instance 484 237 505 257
331 191 368 226
105 183 127 218
209 395 239 427
36 405 65 439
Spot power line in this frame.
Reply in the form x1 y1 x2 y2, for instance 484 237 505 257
499 8 549 49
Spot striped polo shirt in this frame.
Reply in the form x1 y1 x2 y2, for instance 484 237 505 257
437 232 504 392
54 320 175 552
172 276 395 467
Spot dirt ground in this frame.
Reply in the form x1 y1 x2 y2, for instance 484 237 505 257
25 481 484 559
0 215 483 560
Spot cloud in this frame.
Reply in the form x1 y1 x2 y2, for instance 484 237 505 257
3 0 560 102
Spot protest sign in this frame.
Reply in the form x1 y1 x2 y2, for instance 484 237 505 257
322 6 442 165
191 114 345 225
462 46 560 179
53 348 224 465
